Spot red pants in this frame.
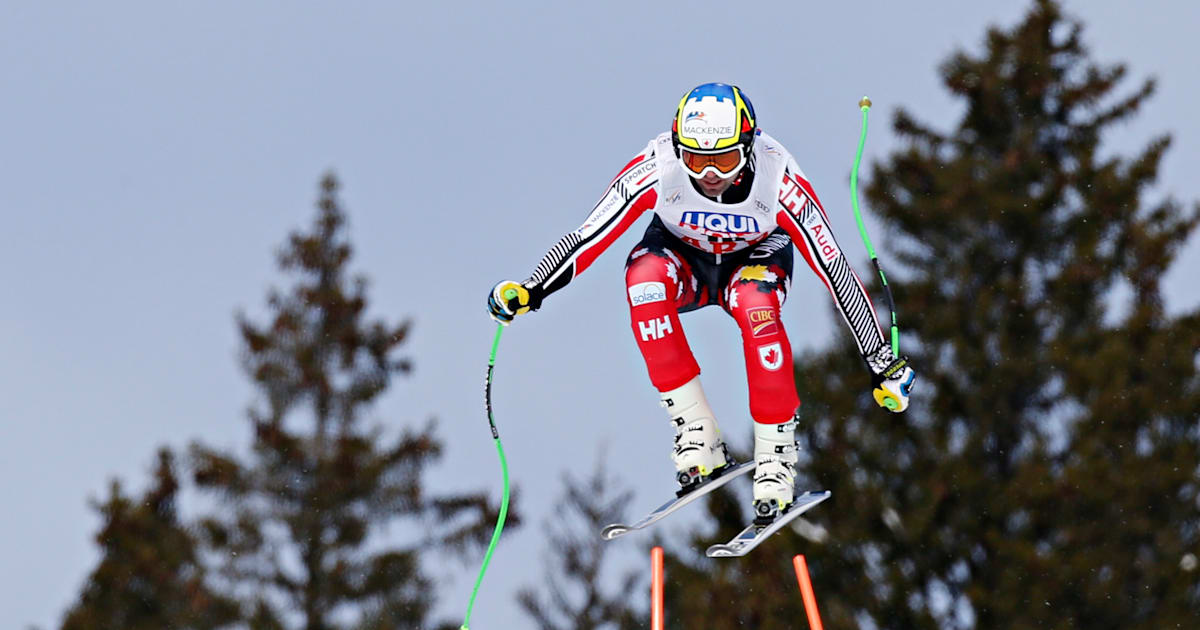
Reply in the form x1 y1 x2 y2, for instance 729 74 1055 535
624 221 799 424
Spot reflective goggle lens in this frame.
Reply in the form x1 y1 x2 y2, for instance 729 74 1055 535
680 147 744 176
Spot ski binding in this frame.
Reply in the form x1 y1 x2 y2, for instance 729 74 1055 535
601 461 754 540
706 490 831 558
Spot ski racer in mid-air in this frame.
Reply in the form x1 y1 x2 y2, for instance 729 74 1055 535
487 83 915 523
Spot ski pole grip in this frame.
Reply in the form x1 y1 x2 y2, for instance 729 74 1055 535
873 387 900 410
503 288 518 300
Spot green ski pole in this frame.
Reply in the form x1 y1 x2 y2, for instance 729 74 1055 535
461 290 517 630
850 96 901 360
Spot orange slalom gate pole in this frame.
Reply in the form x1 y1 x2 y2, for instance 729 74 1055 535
793 555 824 630
651 546 664 630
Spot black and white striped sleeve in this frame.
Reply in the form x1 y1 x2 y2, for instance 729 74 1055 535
775 159 887 361
519 144 660 309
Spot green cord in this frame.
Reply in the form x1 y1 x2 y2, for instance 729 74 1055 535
850 97 900 358
461 322 513 629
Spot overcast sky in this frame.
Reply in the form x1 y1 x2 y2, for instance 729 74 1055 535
3 2 1198 628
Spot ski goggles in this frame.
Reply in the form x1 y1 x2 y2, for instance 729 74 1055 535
679 146 747 179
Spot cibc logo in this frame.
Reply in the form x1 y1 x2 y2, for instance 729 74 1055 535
628 281 667 307
747 306 778 338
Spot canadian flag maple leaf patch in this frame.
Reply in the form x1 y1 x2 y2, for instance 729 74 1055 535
758 342 783 371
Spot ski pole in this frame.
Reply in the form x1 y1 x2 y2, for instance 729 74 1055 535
461 291 517 630
850 96 901 359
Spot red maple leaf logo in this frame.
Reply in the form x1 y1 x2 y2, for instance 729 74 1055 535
765 348 779 364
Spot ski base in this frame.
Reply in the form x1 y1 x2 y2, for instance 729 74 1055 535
601 461 754 541
706 490 831 558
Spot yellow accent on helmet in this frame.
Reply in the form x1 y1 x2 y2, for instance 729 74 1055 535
672 83 757 152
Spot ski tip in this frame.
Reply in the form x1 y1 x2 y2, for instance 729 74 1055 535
788 490 832 513
600 525 628 540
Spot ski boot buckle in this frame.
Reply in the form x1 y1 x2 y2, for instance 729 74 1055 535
753 499 782 526
676 466 706 496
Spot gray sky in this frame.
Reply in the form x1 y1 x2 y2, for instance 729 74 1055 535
3 2 1197 628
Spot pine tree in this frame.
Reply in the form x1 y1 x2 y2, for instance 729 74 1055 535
517 452 642 630
60 449 239 630
189 173 514 630
663 1 1200 628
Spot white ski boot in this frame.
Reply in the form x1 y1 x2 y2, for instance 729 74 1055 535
661 376 730 493
753 416 799 523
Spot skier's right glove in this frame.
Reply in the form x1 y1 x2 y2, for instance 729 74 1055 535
487 280 535 325
866 346 915 413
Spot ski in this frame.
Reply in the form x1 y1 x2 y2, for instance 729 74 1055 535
706 490 831 558
601 461 754 540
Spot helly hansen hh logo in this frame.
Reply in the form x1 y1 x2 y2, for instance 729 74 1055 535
639 316 674 341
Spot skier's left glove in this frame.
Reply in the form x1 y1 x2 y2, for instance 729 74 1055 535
866 346 915 413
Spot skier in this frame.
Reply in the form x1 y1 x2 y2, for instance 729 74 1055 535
486 83 915 522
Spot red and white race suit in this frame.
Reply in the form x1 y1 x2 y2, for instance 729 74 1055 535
520 131 887 424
